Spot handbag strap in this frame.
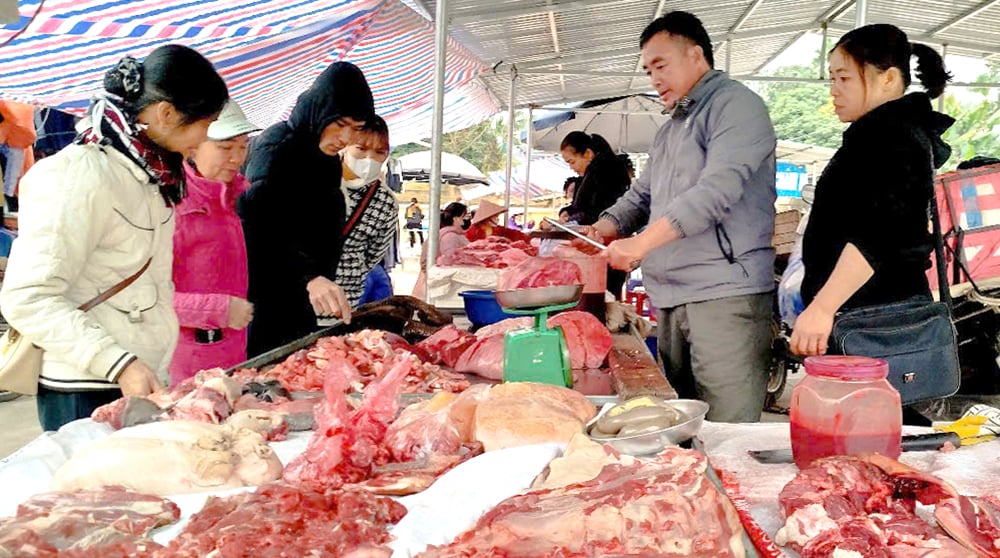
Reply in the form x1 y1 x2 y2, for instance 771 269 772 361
77 258 152 312
342 181 381 238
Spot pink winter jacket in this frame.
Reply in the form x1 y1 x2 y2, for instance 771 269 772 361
168 161 249 385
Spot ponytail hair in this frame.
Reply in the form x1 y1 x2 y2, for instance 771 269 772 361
910 42 950 99
833 23 952 99
559 131 615 158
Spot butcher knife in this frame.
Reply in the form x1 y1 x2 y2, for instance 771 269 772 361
749 431 962 464
541 217 641 271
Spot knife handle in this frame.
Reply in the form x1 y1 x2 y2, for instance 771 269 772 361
901 432 961 452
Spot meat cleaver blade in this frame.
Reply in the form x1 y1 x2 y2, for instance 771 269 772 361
749 432 962 464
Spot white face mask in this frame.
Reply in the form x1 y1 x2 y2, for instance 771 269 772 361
344 151 384 185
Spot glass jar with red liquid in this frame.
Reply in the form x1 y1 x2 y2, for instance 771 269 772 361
789 355 902 468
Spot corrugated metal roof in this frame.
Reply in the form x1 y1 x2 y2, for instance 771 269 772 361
414 0 1000 109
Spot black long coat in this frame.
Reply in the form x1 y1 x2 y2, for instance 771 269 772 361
238 62 374 356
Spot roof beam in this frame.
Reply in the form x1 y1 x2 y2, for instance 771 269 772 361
730 0 765 34
474 14 652 42
526 85 657 109
816 0 856 25
925 0 1000 37
628 0 668 90
505 69 646 77
750 32 806 74
511 46 639 69
452 0 627 24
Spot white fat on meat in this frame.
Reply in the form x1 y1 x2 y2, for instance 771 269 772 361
52 421 281 496
776 503 839 547
831 550 865 558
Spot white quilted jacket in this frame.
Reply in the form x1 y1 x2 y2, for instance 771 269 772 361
0 143 178 391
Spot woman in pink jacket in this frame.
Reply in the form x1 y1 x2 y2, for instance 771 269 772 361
170 101 260 385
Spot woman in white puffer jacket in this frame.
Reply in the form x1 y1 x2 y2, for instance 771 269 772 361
0 45 228 430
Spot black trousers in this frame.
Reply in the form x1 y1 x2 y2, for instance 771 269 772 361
36 385 121 431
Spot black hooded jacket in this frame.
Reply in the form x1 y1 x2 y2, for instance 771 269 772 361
565 153 631 226
801 92 955 310
238 62 374 356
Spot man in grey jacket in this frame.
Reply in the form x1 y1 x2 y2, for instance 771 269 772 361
590 12 777 422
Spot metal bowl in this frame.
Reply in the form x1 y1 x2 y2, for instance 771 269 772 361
586 399 710 456
494 284 584 310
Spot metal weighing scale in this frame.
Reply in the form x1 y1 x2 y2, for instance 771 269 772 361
494 284 584 387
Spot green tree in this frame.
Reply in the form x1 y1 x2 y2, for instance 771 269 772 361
939 64 1000 169
391 116 508 174
759 62 845 149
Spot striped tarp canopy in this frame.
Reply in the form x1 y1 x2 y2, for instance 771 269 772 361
0 0 499 145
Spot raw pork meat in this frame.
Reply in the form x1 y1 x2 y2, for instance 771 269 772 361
457 311 614 379
249 329 469 394
474 317 534 338
473 382 595 451
416 325 477 368
282 358 410 491
454 333 506 380
776 455 973 558
935 495 1000 557
498 257 583 290
418 446 746 557
383 392 464 461
157 482 406 557
0 486 179 556
350 448 481 496
52 421 282 496
440 237 538 268
550 310 614 369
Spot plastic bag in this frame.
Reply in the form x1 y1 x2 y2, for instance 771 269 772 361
777 238 806 328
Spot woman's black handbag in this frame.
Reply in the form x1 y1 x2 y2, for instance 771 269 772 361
829 177 960 405
830 297 959 405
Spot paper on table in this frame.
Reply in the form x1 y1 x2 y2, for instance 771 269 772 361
389 443 564 558
0 419 113 517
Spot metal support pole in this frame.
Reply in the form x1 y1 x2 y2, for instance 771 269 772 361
524 106 534 227
939 44 948 112
504 67 518 212
819 23 829 79
854 0 867 28
424 0 449 284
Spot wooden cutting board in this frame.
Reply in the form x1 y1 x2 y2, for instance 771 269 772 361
607 333 677 400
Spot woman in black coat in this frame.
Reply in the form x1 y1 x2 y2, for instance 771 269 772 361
560 132 631 226
790 24 954 356
560 132 632 299
238 62 375 356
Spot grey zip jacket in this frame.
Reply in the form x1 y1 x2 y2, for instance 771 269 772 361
602 70 777 309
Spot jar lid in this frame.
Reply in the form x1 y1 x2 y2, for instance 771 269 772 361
804 355 889 381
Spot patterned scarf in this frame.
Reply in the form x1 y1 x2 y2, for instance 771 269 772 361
76 93 184 206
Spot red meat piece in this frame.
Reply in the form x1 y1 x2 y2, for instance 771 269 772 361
549 311 613 369
0 486 179 556
498 257 583 290
454 334 505 381
417 325 478 368
283 358 410 491
158 483 405 557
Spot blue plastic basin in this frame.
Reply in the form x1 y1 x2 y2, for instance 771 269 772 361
459 290 518 327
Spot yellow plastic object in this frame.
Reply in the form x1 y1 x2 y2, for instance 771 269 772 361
934 414 987 441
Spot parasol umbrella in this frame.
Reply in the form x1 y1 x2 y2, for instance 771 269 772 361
532 95 666 154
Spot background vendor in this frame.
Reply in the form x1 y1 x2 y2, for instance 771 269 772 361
466 199 529 244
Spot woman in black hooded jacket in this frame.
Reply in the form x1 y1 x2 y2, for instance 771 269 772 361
790 24 954 357
238 62 375 356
